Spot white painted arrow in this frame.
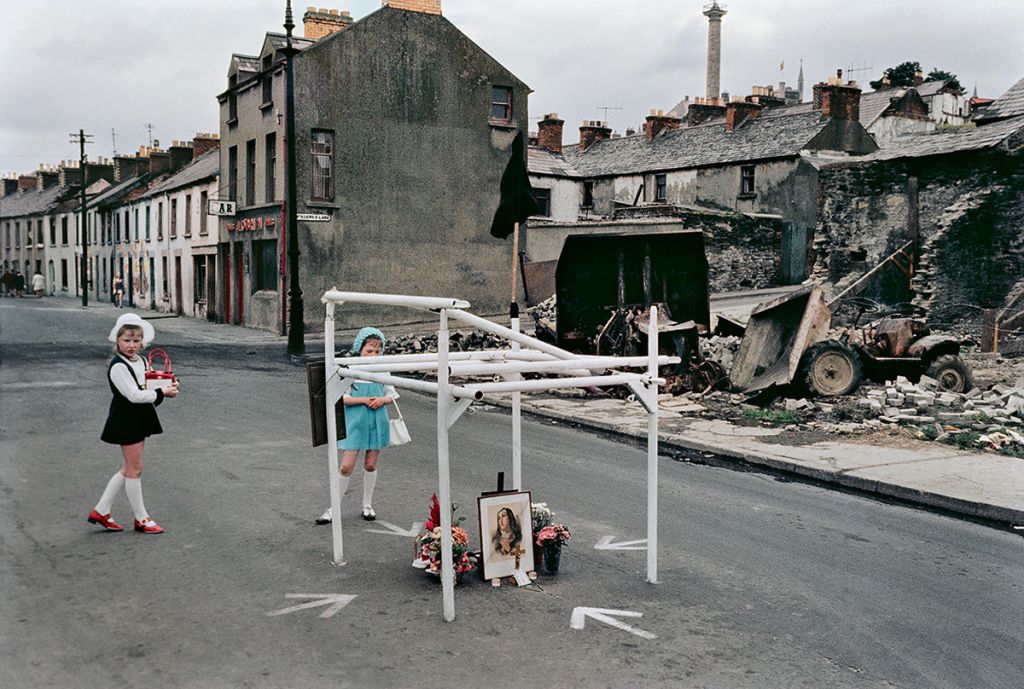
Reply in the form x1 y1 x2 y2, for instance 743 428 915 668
266 594 357 619
570 607 656 640
594 536 648 551
365 521 422 537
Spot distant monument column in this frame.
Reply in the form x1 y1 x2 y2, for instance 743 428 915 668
703 2 727 100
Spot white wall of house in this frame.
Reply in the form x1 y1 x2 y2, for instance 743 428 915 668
529 175 581 223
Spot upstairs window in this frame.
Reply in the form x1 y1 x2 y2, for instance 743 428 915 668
654 174 667 202
531 187 551 217
228 146 238 201
157 201 164 240
228 74 238 123
740 165 755 197
199 191 209 235
490 86 512 123
14 221 20 248
311 129 334 201
184 194 192 237
61 217 68 245
265 132 277 202
245 138 257 206
581 181 594 210
261 55 273 105
170 199 177 239
36 219 43 245
49 218 56 246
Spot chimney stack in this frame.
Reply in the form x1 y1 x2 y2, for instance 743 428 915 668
18 175 36 193
36 165 59 191
537 113 565 154
192 132 220 160
686 97 727 127
578 120 612 152
302 7 354 40
644 109 682 142
1 176 19 197
168 140 195 171
148 149 171 176
725 100 763 131
381 0 441 14
814 77 862 121
913 69 924 86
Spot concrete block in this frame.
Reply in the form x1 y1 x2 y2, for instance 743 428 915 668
918 375 939 391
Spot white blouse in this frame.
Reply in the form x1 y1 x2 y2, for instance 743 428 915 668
110 355 160 404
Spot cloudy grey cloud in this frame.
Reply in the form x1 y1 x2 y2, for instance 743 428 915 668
2 0 1021 173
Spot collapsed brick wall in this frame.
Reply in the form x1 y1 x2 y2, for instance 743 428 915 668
814 150 1024 327
613 205 784 292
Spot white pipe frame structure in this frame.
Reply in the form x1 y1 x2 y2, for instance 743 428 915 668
320 290 678 621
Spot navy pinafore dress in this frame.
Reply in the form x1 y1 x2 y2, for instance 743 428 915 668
100 356 164 445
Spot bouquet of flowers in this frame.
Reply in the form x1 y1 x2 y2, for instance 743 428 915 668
532 502 554 532
535 523 571 547
415 494 478 576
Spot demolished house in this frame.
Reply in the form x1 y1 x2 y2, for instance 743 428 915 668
812 76 1024 332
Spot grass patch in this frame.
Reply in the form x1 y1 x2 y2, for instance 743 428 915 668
948 431 982 450
740 408 801 425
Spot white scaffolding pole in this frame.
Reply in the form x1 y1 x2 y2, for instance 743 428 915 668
436 309 455 622
510 316 522 490
324 303 345 565
646 306 659 584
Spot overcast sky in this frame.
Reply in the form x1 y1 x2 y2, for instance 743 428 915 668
2 0 1021 173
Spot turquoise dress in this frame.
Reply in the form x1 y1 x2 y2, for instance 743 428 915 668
338 381 391 450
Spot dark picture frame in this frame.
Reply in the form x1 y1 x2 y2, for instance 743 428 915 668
477 491 534 580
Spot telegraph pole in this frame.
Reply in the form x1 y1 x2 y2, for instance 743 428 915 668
283 0 305 357
70 129 94 306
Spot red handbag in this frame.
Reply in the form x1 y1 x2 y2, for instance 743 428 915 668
145 348 177 391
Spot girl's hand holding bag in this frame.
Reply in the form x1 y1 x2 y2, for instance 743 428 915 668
388 400 412 447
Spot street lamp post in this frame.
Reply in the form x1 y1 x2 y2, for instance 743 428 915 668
283 0 305 357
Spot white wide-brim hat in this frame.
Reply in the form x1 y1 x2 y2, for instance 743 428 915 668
108 313 155 345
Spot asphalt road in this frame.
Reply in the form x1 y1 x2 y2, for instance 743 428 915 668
2 298 1021 689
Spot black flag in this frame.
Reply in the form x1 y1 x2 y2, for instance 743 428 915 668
489 131 539 239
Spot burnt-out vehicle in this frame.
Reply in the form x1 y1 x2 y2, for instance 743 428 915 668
797 297 973 396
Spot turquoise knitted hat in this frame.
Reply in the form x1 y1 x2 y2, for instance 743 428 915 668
351 326 385 355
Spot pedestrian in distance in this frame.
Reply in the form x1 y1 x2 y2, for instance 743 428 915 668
88 313 180 534
32 270 45 297
112 274 124 308
13 270 24 297
1 269 12 296
315 326 397 524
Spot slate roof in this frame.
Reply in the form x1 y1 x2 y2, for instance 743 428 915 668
0 184 64 219
265 32 315 53
847 114 1024 162
562 111 834 177
975 76 1024 123
528 146 580 177
88 174 149 209
140 150 219 199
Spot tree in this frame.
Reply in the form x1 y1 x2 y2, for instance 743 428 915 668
870 61 921 90
926 68 964 94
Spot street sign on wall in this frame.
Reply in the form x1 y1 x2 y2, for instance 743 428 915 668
208 199 237 216
297 212 332 222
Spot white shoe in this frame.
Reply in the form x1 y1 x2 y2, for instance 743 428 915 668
314 507 332 525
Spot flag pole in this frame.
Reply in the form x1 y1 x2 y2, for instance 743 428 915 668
511 221 520 308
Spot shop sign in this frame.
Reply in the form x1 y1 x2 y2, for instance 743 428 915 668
208 199 237 216
226 215 277 233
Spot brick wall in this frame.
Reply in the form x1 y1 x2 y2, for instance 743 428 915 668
382 0 441 14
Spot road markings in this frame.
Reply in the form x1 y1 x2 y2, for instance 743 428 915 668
366 521 422 537
570 607 656 640
594 536 648 550
266 594 356 619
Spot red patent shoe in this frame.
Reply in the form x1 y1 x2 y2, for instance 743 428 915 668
133 517 164 534
87 509 124 532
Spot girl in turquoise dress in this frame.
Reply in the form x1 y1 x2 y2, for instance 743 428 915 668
316 327 398 524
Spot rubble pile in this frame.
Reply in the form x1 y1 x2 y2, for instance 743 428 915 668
529 297 557 342
855 375 1024 430
700 335 742 371
385 330 510 355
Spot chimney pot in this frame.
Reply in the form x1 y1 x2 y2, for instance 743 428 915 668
579 120 611 152
644 111 682 142
538 113 565 154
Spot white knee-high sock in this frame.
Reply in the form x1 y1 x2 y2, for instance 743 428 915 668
339 473 351 502
362 469 377 508
94 471 125 515
124 478 149 521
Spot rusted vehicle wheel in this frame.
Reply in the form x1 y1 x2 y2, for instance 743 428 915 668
799 340 864 397
925 354 973 393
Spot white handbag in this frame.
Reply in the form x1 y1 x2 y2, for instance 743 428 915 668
389 401 411 447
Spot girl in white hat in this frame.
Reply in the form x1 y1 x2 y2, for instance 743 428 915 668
88 313 179 534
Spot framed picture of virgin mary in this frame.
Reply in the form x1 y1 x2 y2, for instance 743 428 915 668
477 491 534 580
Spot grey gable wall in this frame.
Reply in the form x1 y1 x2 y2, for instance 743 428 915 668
293 7 530 329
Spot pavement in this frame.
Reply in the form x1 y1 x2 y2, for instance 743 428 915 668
36 295 1024 527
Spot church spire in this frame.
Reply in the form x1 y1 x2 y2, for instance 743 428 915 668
798 59 805 102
